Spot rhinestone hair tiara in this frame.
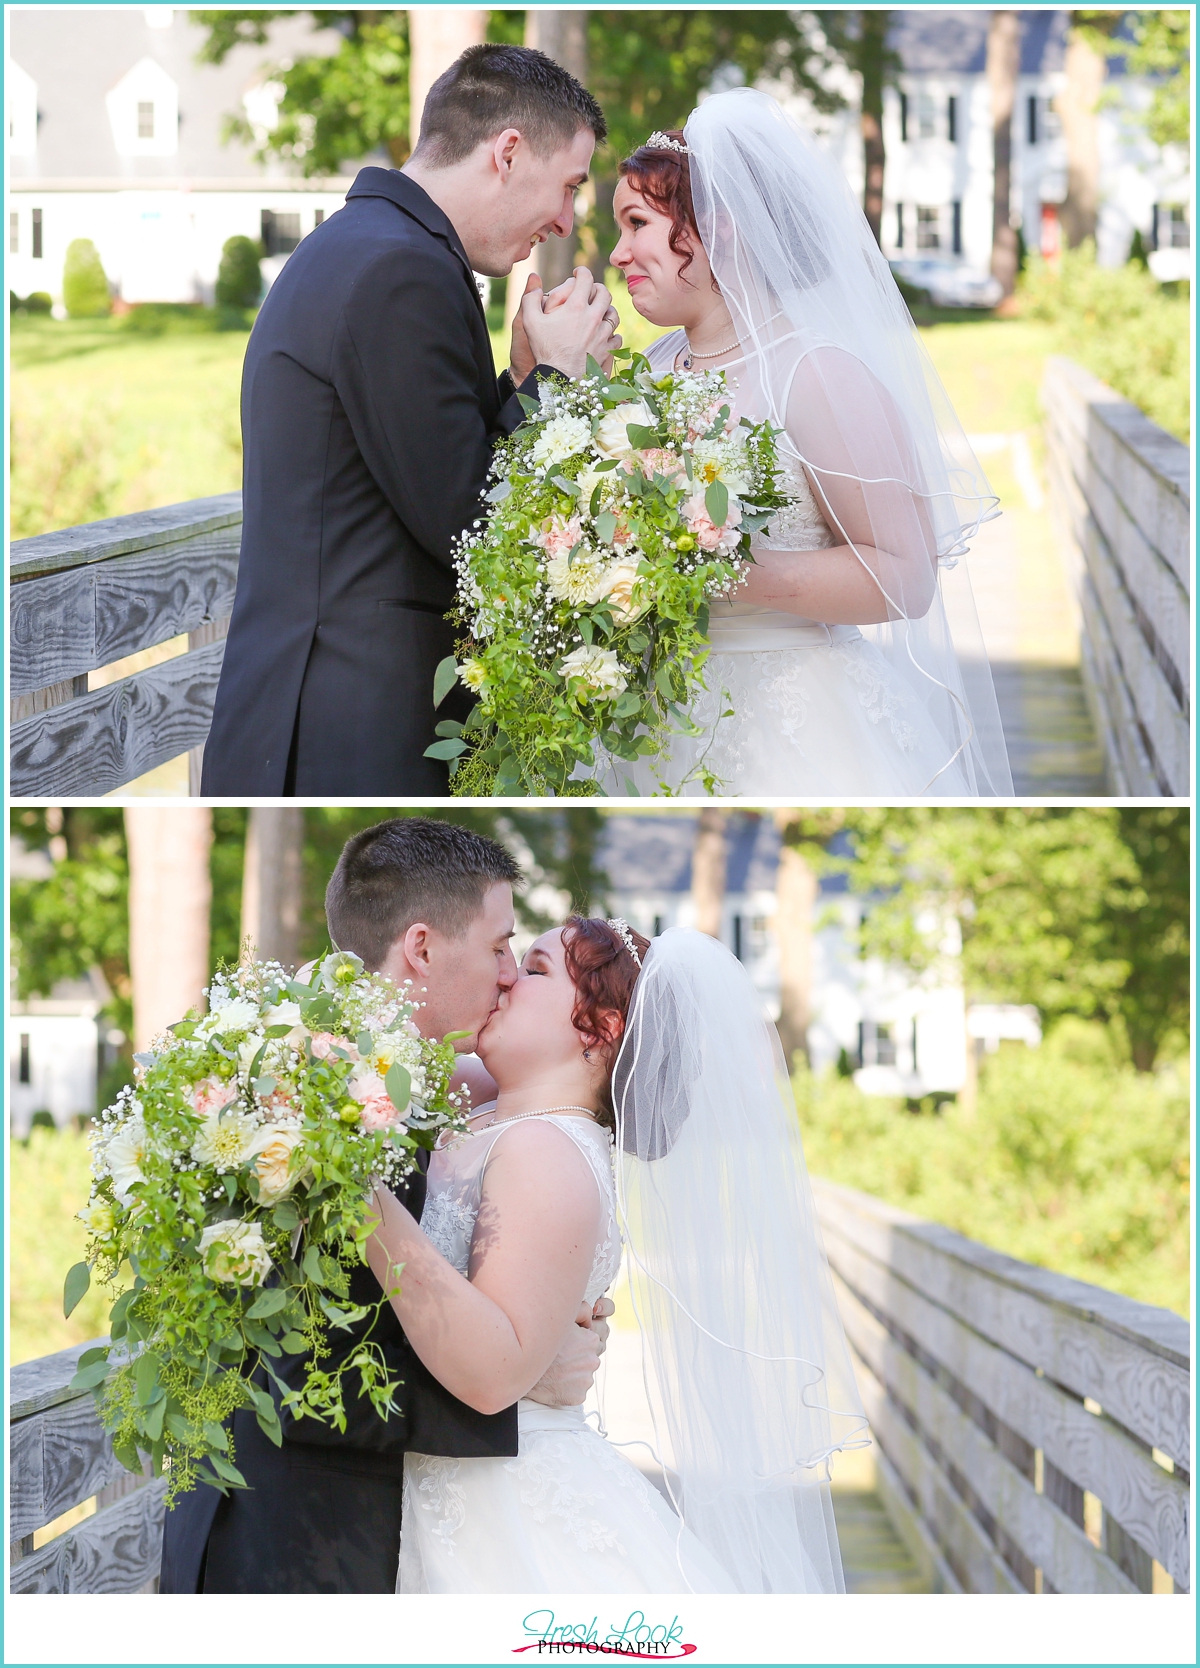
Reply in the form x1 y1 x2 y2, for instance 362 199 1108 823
643 130 688 154
607 918 643 969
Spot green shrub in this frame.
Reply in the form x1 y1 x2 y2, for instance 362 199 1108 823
215 235 262 310
1019 241 1190 442
795 1027 1189 1316
26 291 53 314
62 239 111 319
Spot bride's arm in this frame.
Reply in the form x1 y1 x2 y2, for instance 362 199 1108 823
365 1121 602 1416
736 346 940 624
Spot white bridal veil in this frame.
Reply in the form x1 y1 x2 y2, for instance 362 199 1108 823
683 89 1012 794
611 929 869 1593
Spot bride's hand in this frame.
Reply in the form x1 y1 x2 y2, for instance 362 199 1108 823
523 1303 604 1407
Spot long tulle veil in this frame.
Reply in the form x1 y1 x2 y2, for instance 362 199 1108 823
610 929 869 1592
684 88 1012 794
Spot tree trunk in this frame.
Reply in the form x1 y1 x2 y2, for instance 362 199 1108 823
987 9 1021 296
859 11 889 246
241 808 304 970
408 7 488 153
774 842 818 1068
125 809 212 1052
690 809 729 939
1057 26 1105 248
524 11 589 291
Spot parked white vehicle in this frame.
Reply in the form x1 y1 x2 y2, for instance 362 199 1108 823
890 257 1004 309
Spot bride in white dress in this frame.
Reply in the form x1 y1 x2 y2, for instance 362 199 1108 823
365 918 867 1593
594 89 1012 797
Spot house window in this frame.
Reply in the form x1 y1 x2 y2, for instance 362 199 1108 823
899 92 908 143
917 206 941 250
1155 205 1191 249
653 914 663 938
9 212 18 254
857 1021 897 1069
915 92 937 139
952 199 963 255
314 208 325 227
32 207 42 259
137 100 155 139
19 1034 31 1084
261 209 302 256
1027 94 1038 145
732 914 744 961
896 202 905 248
947 95 957 143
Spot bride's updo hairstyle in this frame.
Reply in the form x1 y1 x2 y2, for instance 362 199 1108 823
563 916 651 1131
618 130 712 287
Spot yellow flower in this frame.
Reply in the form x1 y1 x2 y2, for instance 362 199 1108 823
459 659 487 692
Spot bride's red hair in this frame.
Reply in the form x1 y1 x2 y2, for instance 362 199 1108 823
619 131 701 279
563 916 651 1130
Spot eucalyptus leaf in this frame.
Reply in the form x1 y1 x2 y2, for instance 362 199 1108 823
424 738 468 760
705 477 729 528
433 655 460 710
595 510 618 546
386 1062 412 1113
434 719 463 739
246 1287 290 1320
63 1261 91 1320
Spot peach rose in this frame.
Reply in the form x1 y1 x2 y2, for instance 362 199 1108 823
310 1033 357 1061
349 1070 399 1131
250 1125 308 1206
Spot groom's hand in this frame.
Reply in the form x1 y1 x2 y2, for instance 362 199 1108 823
523 267 619 381
507 273 543 385
524 1302 605 1407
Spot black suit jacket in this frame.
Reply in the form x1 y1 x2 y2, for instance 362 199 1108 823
201 167 548 796
158 1156 518 1593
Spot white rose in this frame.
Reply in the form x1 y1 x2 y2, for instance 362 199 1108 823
105 1118 150 1205
529 413 593 470
191 1107 262 1172
601 558 648 623
263 1000 302 1028
249 1124 308 1206
545 547 613 608
209 997 261 1035
560 645 628 699
198 1220 273 1287
593 402 657 459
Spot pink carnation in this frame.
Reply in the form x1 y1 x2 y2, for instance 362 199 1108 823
534 514 584 559
310 1032 356 1060
682 493 742 552
193 1076 238 1118
350 1071 398 1131
632 448 686 485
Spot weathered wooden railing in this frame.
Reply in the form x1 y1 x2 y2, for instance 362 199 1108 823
10 495 241 798
813 1179 1191 1594
10 1338 165 1592
1042 356 1190 797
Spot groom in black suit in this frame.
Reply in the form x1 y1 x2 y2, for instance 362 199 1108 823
160 819 610 1592
201 46 617 795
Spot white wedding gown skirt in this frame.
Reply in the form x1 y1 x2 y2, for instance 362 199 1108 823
399 1400 732 1592
396 1114 734 1593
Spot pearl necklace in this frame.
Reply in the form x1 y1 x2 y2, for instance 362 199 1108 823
681 334 740 369
467 1104 598 1135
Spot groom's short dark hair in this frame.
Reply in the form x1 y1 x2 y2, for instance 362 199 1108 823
326 817 521 968
414 43 606 167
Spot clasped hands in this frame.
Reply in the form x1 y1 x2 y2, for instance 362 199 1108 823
524 1294 616 1407
509 267 621 385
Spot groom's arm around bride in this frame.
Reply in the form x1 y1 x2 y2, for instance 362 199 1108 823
201 46 617 797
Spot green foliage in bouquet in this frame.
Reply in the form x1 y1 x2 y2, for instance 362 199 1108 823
430 350 794 797
64 950 472 1503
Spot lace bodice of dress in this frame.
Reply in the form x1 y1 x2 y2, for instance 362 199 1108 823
421 1115 621 1306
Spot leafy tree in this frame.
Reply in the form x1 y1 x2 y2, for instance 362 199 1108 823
839 808 1189 1070
215 235 263 309
1076 9 1190 149
62 239 110 319
816 11 898 245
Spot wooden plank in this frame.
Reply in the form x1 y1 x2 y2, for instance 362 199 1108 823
9 529 239 692
10 638 226 799
820 1219 1191 1586
10 1396 131 1541
1079 574 1167 796
10 677 90 724
9 1478 165 1593
849 1346 1023 1592
872 1444 962 1593
833 1269 1138 1594
10 493 241 580
11 1339 110 1421
813 1180 1191 1462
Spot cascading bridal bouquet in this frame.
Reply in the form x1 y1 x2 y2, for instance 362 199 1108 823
427 349 794 796
64 950 472 1503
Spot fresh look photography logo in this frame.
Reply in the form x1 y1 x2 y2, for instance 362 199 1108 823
513 1610 697 1658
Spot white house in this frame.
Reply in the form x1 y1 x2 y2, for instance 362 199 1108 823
9 984 104 1137
776 9 1190 284
596 814 988 1099
8 8 356 306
